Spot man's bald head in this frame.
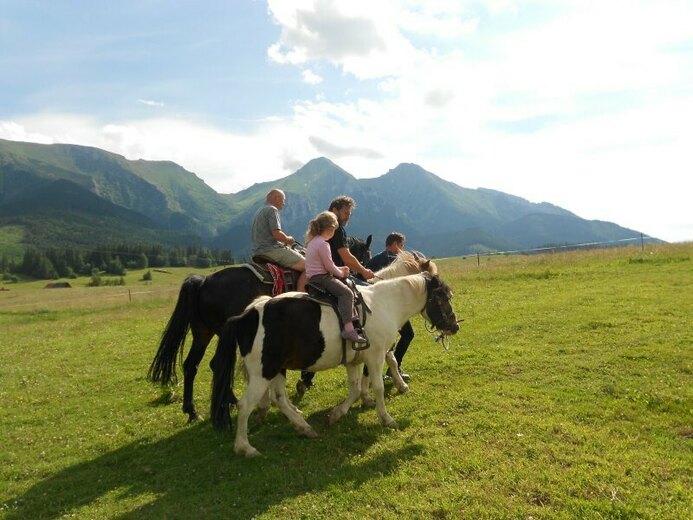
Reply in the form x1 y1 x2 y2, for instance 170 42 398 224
266 189 286 210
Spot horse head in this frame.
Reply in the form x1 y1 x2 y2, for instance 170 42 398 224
412 251 436 276
422 274 459 336
347 234 372 266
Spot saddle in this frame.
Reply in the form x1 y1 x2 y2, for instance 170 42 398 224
247 255 301 295
306 277 372 355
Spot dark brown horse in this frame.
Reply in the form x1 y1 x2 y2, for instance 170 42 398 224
148 236 372 422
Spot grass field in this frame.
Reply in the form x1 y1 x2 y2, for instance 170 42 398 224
1 244 691 519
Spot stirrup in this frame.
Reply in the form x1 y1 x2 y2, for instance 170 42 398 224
351 328 370 351
351 341 370 351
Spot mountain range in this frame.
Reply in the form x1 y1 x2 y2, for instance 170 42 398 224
0 138 651 258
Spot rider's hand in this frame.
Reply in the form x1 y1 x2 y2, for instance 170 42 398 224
339 266 350 278
361 269 375 280
285 236 296 245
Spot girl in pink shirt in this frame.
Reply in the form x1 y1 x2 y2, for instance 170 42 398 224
305 211 367 344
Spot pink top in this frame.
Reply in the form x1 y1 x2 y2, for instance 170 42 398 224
305 237 344 279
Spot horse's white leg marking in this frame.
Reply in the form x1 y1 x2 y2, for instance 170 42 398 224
366 356 397 428
255 388 271 422
327 364 363 425
360 372 375 408
235 376 270 457
385 350 409 394
270 376 317 438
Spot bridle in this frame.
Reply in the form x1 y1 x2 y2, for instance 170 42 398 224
421 278 456 330
421 276 462 349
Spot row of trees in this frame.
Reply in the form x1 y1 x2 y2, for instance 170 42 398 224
1 244 235 280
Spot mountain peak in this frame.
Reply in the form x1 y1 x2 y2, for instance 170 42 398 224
295 157 354 179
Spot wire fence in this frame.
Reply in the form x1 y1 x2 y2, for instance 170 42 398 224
0 286 181 312
459 234 657 265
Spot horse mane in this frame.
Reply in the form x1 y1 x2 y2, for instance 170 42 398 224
371 251 437 282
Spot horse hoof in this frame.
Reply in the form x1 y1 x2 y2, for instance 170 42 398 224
235 446 261 458
397 384 410 395
302 427 318 438
326 411 341 426
382 418 398 429
187 412 202 424
360 397 376 409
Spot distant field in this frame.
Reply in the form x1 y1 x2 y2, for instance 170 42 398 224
1 244 691 518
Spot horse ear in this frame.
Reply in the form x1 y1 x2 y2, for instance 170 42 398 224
366 234 372 247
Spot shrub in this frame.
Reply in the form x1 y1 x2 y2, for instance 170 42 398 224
88 268 102 287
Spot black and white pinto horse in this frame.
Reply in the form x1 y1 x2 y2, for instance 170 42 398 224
210 269 460 457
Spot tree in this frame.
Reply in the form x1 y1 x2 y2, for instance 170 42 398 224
219 249 234 265
106 257 126 276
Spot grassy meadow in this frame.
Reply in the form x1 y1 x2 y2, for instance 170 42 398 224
0 244 691 519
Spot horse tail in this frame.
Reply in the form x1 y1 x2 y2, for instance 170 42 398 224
147 274 205 385
210 317 239 430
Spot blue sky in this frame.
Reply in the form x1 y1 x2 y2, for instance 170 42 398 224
1 0 692 242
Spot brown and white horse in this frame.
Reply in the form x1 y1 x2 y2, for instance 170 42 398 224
210 271 460 457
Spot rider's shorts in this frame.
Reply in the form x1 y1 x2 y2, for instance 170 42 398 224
258 246 304 268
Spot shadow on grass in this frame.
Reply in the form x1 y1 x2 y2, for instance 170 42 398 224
5 413 422 519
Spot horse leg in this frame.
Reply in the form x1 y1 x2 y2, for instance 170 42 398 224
254 388 271 423
182 327 214 423
270 376 317 438
366 356 398 428
235 377 270 457
385 350 409 394
270 384 303 415
327 364 363 425
360 371 375 408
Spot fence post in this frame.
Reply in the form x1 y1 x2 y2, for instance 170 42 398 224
477 252 480 267
641 233 644 252
128 289 132 302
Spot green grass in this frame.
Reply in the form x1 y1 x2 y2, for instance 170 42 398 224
1 245 691 518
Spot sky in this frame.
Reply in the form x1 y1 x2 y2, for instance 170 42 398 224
1 0 692 242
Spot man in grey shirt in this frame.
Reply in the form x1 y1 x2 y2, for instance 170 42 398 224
251 188 306 291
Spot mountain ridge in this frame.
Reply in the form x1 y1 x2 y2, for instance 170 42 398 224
0 139 656 257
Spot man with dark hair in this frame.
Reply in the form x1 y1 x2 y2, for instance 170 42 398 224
251 188 307 291
327 196 375 282
367 231 406 272
367 232 414 382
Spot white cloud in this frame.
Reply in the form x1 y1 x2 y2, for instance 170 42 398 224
267 0 423 79
137 99 165 107
301 69 323 85
0 120 54 144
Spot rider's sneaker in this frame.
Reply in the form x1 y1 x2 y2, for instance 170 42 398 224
341 329 368 344
296 379 312 396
